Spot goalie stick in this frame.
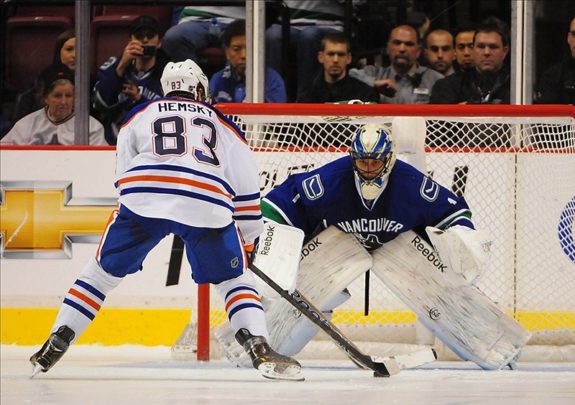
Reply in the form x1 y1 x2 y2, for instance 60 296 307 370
249 262 436 377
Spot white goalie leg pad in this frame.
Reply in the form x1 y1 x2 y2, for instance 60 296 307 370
370 231 531 370
426 225 492 286
266 227 371 356
216 226 372 365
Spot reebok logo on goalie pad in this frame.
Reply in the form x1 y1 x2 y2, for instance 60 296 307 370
411 235 447 273
300 239 322 260
259 225 276 256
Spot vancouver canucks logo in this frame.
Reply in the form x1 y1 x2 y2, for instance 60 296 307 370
302 174 324 200
420 177 439 202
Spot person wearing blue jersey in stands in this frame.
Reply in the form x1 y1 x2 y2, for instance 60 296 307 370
92 16 170 144
210 19 287 103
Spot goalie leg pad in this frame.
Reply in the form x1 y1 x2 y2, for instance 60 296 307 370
272 289 351 356
370 231 531 370
216 226 372 364
266 227 371 355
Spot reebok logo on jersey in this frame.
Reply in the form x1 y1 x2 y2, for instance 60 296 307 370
411 235 447 273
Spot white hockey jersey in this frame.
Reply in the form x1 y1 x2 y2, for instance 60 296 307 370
115 97 263 245
1 108 106 145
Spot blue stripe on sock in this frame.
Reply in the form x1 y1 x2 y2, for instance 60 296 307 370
75 279 106 301
225 285 259 301
228 302 264 319
63 298 96 320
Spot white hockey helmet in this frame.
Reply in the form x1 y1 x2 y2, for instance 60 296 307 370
349 124 397 201
161 59 211 102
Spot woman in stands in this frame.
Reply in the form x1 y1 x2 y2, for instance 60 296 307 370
2 65 106 145
11 29 76 123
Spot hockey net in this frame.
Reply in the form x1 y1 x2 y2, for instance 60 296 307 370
173 104 575 362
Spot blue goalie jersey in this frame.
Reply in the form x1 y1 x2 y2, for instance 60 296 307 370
262 156 474 250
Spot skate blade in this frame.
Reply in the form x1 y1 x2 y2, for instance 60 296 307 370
30 364 43 379
258 363 305 381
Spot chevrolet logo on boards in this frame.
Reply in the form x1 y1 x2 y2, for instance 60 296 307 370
0 181 117 258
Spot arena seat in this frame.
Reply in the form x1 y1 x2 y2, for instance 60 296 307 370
90 14 136 76
14 5 76 19
5 16 73 92
99 5 172 34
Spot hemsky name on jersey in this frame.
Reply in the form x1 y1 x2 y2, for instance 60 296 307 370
157 101 214 117
337 217 404 234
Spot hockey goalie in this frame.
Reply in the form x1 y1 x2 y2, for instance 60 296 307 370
217 122 531 370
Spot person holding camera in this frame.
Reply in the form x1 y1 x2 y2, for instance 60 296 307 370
534 17 575 105
430 17 510 104
92 16 169 144
349 24 443 104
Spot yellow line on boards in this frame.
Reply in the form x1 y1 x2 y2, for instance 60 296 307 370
1 308 573 345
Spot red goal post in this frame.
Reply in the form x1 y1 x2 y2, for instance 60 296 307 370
177 104 575 362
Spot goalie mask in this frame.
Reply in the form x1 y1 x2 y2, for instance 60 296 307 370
161 59 211 102
350 124 397 202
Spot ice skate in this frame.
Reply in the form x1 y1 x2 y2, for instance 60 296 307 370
30 325 75 378
235 328 304 381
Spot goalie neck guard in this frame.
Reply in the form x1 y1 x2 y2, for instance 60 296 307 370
160 59 211 102
349 124 397 203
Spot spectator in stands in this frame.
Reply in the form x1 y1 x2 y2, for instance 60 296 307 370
534 16 575 104
430 17 510 104
1 65 106 145
12 29 76 124
453 25 477 71
162 5 244 63
266 0 345 101
349 24 443 104
210 19 287 103
423 29 455 76
92 16 169 144
298 32 378 103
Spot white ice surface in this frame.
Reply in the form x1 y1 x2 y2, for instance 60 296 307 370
2 345 574 405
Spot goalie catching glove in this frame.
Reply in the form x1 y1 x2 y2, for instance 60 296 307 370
426 225 492 285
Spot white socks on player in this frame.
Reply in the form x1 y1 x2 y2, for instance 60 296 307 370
214 270 269 339
51 257 123 343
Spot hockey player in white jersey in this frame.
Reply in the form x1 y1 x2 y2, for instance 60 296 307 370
29 59 303 381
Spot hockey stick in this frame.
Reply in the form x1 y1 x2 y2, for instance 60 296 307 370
250 262 411 377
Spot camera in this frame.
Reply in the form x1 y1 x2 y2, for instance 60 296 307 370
142 45 157 57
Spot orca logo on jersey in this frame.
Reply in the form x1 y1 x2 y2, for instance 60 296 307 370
231 257 239 268
302 174 324 200
420 177 439 202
